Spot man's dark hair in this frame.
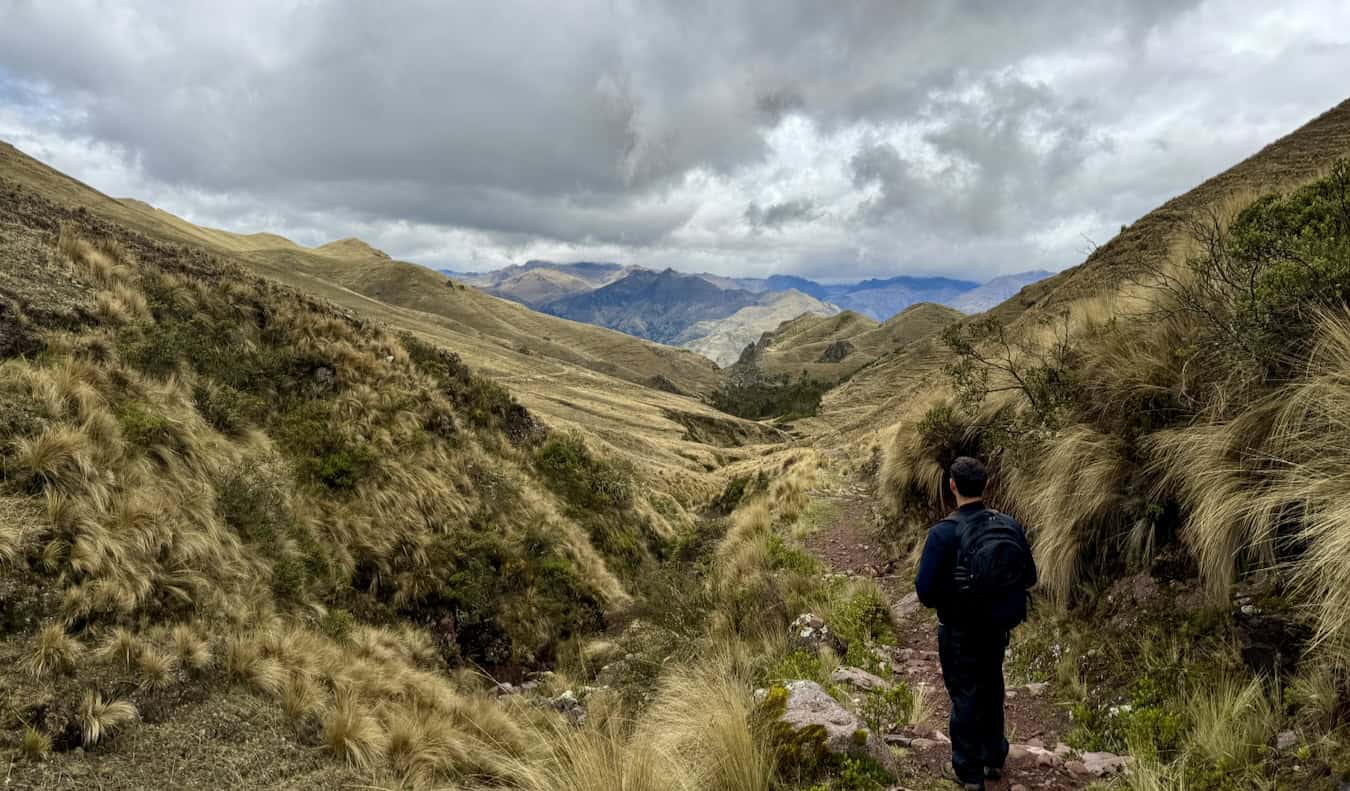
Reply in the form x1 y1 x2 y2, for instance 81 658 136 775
949 456 988 498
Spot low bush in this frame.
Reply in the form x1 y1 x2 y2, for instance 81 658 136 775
534 431 633 511
711 373 833 421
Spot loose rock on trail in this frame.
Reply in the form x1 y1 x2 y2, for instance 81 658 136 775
801 484 1127 791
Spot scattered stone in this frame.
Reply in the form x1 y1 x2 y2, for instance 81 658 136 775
919 650 940 662
775 680 895 770
882 733 912 747
1276 730 1299 752
1065 760 1089 778
1081 751 1130 777
1054 742 1073 757
1025 682 1048 697
830 666 890 692
908 738 939 751
1006 689 1018 699
1025 737 1045 749
892 592 920 620
492 682 516 696
1011 785 1029 791
790 613 844 654
550 690 586 725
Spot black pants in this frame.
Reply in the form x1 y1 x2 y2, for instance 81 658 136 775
938 623 1009 785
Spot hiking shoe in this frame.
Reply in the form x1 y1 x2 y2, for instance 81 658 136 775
984 766 1004 780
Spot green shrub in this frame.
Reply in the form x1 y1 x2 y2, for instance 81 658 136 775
860 682 919 733
765 534 820 575
534 431 633 511
711 374 832 421
272 400 378 493
320 608 355 640
192 382 261 435
826 583 896 658
310 444 376 493
765 649 828 685
217 468 291 545
117 402 176 449
401 332 540 440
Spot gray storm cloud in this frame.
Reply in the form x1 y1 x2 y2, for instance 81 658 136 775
1 0 1348 279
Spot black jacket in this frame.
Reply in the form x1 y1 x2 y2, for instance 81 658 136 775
914 503 1036 627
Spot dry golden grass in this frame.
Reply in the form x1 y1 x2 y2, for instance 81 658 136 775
323 690 389 770
1005 425 1135 602
169 624 213 671
79 691 138 747
136 646 180 689
24 624 83 679
92 627 142 670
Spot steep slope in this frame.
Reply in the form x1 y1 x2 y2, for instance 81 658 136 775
543 268 761 345
485 267 595 307
946 270 1053 314
675 289 841 366
0 143 783 486
742 303 962 384
810 97 1350 443
0 143 725 402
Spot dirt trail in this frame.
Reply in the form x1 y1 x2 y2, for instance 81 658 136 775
803 485 1097 791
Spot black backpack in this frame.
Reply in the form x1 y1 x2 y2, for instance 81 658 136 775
952 509 1033 625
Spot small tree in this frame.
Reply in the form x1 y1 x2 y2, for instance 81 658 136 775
941 310 1077 431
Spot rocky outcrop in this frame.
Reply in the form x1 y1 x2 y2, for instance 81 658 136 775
816 339 854 363
766 680 895 770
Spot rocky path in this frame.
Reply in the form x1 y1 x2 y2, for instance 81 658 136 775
802 484 1124 791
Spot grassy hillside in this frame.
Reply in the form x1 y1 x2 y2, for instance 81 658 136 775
813 98 1350 444
750 304 963 384
0 175 911 789
0 143 780 488
874 125 1350 785
710 304 959 425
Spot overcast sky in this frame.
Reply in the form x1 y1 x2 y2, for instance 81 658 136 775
2 1 1348 281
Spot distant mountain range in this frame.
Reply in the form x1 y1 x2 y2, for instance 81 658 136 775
441 261 1052 366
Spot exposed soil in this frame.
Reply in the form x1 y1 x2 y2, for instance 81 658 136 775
803 485 1098 791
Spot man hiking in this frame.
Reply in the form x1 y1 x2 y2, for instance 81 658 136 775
914 456 1036 791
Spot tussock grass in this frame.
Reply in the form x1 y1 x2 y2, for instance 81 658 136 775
79 691 138 747
20 725 51 761
0 219 838 785
25 624 83 678
92 627 142 670
135 645 179 689
1184 677 1277 771
169 623 213 671
1006 425 1135 601
323 690 389 770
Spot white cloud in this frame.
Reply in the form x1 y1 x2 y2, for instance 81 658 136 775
1 0 1347 281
